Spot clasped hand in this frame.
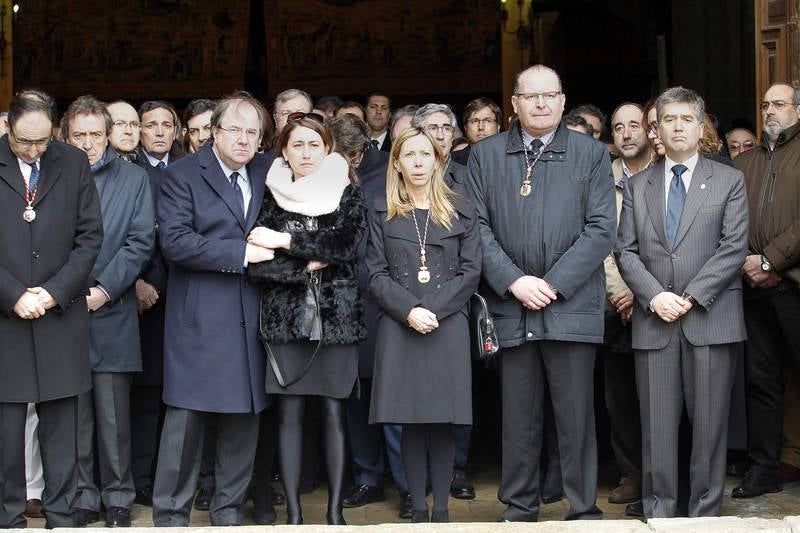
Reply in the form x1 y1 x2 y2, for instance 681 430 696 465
248 226 290 250
509 276 557 310
407 307 439 334
13 287 56 320
742 254 781 289
650 292 692 323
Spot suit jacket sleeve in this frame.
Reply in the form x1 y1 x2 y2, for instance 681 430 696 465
684 170 749 309
419 208 482 319
366 207 422 323
542 143 616 299
615 177 665 313
285 185 366 265
157 166 247 273
41 156 104 311
465 148 525 298
95 173 156 300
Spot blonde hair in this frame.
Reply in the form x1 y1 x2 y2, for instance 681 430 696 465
386 128 457 230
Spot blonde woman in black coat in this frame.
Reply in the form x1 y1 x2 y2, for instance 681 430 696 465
247 114 366 525
366 127 481 522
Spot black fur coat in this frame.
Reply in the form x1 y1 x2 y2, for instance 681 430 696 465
247 183 367 345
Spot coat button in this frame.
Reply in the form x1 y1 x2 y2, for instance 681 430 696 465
241 320 247 327
671 253 677 259
667 284 673 290
32 250 40 260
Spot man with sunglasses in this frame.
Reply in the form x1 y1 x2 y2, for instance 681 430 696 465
733 82 800 499
0 92 103 528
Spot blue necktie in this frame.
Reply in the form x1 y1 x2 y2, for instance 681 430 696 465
666 164 688 247
229 171 244 214
156 161 166 170
28 162 40 194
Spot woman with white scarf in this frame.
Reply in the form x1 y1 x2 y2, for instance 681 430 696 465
246 114 366 525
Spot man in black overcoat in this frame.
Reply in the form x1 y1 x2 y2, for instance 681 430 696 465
0 93 103 528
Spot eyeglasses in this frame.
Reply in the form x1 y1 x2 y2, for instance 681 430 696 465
9 129 51 148
729 140 755 150
466 117 498 127
216 125 261 141
759 100 797 111
424 123 455 136
113 120 140 130
514 91 562 104
287 111 325 124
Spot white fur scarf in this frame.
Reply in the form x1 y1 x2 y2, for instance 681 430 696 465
266 152 351 217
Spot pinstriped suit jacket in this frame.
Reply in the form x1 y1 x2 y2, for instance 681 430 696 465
615 155 749 351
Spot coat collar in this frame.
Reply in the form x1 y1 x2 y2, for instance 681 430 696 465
643 155 714 251
504 120 569 162
0 135 63 206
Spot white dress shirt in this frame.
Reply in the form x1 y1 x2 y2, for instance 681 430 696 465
371 130 388 149
144 150 169 168
17 158 40 190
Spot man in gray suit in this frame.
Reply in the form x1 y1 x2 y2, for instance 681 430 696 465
616 86 749 518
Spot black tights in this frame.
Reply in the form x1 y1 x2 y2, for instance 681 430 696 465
401 423 455 512
278 395 346 517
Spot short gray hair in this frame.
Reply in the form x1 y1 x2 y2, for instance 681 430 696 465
655 86 705 123
411 103 457 129
767 82 800 104
273 88 312 111
389 104 419 140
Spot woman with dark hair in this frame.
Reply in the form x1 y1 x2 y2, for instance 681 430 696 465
246 114 366 526
367 127 481 523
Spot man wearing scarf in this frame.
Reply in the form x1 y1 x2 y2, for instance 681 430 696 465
62 96 155 528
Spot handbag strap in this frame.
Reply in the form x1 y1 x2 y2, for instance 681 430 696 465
261 271 323 388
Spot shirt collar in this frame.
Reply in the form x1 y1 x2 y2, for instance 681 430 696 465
371 130 388 146
521 127 557 150
664 152 699 177
212 146 249 182
144 149 169 168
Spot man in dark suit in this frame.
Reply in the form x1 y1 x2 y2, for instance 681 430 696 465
63 96 155 528
366 92 392 152
466 65 615 522
151 92 274 527
616 86 749 518
0 92 103 528
128 100 184 509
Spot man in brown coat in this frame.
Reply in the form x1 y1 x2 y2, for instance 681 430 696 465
733 82 800 499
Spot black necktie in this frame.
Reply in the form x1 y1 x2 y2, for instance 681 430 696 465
229 171 244 214
529 139 544 155
156 161 166 170
371 140 380 150
666 164 688 247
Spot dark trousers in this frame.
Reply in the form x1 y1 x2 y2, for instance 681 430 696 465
744 288 800 473
0 396 79 528
74 372 135 511
152 407 260 527
498 341 602 521
345 378 408 492
601 312 641 485
130 384 164 492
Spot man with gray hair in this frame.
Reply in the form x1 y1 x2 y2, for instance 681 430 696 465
390 104 418 142
732 82 800 499
63 95 155 527
272 88 313 134
616 86 749 517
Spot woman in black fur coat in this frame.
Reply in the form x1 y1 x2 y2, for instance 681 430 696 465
246 115 366 526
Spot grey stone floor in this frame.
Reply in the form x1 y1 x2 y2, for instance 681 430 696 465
23 468 800 527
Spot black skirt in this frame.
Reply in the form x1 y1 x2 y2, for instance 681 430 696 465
265 340 358 399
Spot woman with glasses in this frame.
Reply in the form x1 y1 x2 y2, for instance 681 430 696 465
246 114 366 526
366 127 481 523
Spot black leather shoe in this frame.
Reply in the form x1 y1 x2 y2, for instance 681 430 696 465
135 486 153 507
286 512 304 525
73 509 100 527
541 492 563 504
450 469 475 500
194 485 213 511
253 505 276 526
398 492 413 519
410 509 429 523
431 509 449 523
342 484 385 508
105 507 131 528
625 500 644 518
732 469 783 498
326 509 347 525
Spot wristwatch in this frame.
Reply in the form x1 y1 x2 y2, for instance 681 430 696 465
681 292 698 306
760 255 772 272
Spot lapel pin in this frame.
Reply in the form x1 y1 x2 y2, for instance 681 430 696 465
700 184 706 190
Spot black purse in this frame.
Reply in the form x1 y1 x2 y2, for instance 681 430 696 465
469 292 500 361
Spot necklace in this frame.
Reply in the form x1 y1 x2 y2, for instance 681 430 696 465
410 203 431 284
520 139 545 197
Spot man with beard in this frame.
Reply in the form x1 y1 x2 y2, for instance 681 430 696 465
602 103 653 512
732 83 800 499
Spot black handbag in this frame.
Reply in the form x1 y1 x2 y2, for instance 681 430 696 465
469 292 500 361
